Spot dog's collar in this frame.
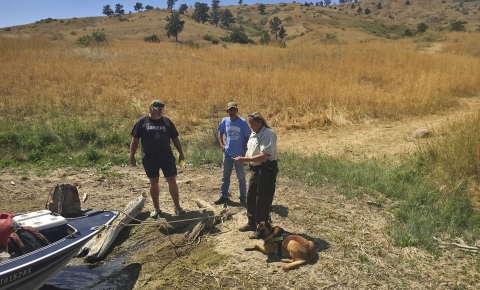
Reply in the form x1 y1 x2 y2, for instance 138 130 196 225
266 236 283 243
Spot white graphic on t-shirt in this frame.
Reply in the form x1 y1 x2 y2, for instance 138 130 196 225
226 125 241 141
147 125 167 132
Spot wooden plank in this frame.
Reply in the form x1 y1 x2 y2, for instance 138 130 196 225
78 194 145 262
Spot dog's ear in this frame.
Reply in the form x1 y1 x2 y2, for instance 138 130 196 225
264 226 281 241
265 222 273 231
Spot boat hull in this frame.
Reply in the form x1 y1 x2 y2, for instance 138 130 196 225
0 211 118 290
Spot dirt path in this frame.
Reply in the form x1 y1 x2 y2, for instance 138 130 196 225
278 97 480 159
2 97 480 289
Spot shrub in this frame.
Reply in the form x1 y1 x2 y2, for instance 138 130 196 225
144 34 160 42
187 40 199 48
76 35 92 47
70 31 77 35
52 32 64 40
4 27 11 31
259 17 268 26
450 20 466 32
76 31 106 47
321 32 339 44
221 26 249 44
91 31 106 42
211 39 219 44
203 34 213 41
84 147 101 162
404 29 413 37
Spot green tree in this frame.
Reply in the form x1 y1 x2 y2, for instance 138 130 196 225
164 12 185 41
210 9 220 27
238 0 243 5
134 2 144 11
279 25 287 39
377 2 382 9
167 0 178 12
179 3 188 14
115 4 125 16
364 7 371 14
357 7 362 13
417 22 428 33
212 0 220 10
222 25 249 43
258 4 266 15
192 2 210 23
324 0 331 6
220 8 235 28
259 30 271 44
145 5 154 10
102 5 114 16
269 16 282 40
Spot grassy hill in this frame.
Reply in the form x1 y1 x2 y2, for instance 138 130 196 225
1 0 479 43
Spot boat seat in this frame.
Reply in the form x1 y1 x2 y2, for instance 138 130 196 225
0 248 9 262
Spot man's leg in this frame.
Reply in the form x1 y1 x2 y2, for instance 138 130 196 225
255 174 275 225
239 172 257 232
234 162 247 200
246 172 258 225
220 154 234 197
165 176 180 209
149 177 161 210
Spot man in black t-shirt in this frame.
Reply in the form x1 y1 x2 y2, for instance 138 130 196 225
130 100 186 218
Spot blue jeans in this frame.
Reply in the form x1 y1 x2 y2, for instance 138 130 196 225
221 154 246 199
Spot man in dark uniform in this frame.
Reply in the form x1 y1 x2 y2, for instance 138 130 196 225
234 112 278 236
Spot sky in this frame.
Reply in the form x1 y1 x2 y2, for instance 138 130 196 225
0 0 314 28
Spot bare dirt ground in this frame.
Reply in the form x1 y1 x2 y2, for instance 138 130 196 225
1 97 480 289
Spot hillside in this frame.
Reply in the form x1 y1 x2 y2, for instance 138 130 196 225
1 0 479 43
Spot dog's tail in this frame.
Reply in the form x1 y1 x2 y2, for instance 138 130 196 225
282 259 309 271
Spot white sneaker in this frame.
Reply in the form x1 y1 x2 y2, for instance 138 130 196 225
150 209 162 218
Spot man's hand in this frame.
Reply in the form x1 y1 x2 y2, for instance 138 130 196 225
129 156 137 166
234 156 248 166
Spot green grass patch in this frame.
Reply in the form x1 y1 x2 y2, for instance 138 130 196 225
0 117 131 169
280 151 480 252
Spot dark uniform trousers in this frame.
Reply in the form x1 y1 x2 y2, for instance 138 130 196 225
246 160 278 226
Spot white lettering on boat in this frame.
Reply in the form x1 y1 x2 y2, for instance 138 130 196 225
0 267 32 286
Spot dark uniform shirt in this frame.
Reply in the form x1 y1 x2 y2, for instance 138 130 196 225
131 115 179 159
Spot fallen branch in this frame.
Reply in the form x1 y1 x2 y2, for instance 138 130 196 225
451 243 479 251
78 194 145 262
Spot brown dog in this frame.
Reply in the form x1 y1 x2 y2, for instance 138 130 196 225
244 222 316 271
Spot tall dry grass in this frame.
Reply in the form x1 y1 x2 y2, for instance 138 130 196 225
1 34 479 133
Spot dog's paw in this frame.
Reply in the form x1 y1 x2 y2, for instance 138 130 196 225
244 247 255 251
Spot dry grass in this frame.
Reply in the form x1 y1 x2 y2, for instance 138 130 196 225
1 31 480 134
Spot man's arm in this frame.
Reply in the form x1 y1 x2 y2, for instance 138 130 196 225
129 137 140 166
234 153 268 164
172 137 185 161
242 136 250 156
218 131 225 151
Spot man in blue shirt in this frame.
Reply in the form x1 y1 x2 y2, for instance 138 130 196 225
214 102 252 204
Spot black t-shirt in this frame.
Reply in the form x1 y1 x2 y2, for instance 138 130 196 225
131 115 179 159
